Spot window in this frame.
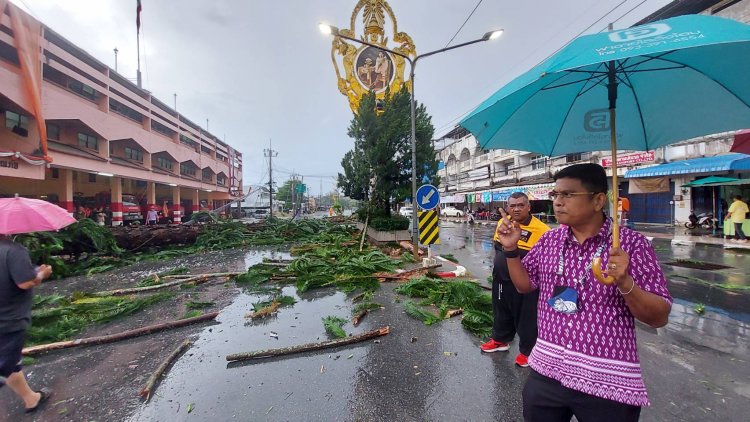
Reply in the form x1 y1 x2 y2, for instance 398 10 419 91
180 163 196 176
109 98 144 123
201 145 212 154
157 157 173 171
51 168 59 179
5 111 29 136
530 155 547 170
180 135 199 151
88 173 97 183
77 132 98 150
125 146 143 162
46 123 60 140
202 169 213 181
67 79 98 101
217 175 226 186
566 153 582 163
216 153 227 162
151 120 176 138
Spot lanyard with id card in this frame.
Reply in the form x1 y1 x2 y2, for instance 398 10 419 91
547 236 608 314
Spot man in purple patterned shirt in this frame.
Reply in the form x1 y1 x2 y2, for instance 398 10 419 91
495 163 672 422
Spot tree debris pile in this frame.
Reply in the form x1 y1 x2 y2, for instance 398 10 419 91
28 292 173 346
395 276 493 337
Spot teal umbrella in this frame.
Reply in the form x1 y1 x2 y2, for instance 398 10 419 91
461 15 750 283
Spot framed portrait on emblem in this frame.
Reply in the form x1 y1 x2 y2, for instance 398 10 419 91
355 46 394 93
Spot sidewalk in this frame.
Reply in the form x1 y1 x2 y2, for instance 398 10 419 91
632 223 750 250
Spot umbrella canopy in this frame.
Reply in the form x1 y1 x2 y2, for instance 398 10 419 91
731 129 750 154
681 176 739 187
0 197 76 235
461 15 750 155
461 15 750 283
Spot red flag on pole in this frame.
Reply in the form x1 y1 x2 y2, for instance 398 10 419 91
136 0 142 33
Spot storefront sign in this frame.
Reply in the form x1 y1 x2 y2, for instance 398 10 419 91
601 151 655 167
0 160 19 169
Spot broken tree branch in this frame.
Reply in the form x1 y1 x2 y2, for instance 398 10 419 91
352 310 368 326
139 339 192 401
226 326 390 363
92 273 242 296
374 264 441 282
23 312 219 356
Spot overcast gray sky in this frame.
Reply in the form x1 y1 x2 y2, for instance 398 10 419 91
16 0 672 196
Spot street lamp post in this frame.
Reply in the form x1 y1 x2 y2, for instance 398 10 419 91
320 24 503 256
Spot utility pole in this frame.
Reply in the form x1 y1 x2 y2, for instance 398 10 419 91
264 140 277 218
113 48 118 72
173 93 177 111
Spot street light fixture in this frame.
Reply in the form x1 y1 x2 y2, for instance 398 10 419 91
320 23 503 256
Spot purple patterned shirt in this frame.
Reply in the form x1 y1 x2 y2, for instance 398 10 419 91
522 217 672 406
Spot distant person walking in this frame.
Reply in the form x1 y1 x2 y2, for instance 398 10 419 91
0 236 53 413
726 195 748 243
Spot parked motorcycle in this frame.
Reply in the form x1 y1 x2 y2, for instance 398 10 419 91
685 210 716 230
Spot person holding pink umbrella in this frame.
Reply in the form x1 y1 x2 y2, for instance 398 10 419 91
0 196 76 414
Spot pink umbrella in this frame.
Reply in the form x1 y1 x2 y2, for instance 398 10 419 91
0 197 77 234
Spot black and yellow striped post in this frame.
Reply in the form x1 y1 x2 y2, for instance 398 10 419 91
418 210 440 245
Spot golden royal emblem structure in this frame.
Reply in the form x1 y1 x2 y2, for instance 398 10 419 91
330 0 416 113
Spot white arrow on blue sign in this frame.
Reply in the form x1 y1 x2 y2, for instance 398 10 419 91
416 184 440 210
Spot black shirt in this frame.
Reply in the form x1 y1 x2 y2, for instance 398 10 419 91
0 240 38 333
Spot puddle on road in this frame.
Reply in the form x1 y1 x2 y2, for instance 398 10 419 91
129 250 364 421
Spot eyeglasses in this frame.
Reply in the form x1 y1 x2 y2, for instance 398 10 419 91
548 191 599 200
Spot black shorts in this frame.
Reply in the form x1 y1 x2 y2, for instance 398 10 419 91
0 330 26 384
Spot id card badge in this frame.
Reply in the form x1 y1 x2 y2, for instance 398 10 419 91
547 285 579 314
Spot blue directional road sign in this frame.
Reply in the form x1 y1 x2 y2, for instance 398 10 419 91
416 184 440 211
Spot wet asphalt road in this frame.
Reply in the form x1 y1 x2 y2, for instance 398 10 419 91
125 221 750 422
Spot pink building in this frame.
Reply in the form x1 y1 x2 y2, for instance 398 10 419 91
0 3 243 225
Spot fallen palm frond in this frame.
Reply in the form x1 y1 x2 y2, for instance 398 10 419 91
28 293 173 345
186 300 215 309
23 312 218 356
460 309 493 337
396 277 493 335
226 326 390 362
246 295 296 319
139 339 192 401
323 316 348 338
403 300 442 325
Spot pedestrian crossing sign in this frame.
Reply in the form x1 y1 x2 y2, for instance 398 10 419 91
418 210 440 245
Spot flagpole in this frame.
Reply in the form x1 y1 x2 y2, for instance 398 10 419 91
136 32 142 88
136 0 142 88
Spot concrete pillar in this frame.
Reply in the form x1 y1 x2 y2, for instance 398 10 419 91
59 169 74 216
172 186 181 223
192 189 200 213
111 176 123 226
147 181 156 209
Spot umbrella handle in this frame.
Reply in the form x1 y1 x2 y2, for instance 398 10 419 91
592 257 615 284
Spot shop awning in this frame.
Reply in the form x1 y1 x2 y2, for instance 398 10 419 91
698 177 750 187
625 153 750 178
681 176 739 187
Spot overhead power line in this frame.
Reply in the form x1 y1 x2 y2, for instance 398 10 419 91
444 0 483 48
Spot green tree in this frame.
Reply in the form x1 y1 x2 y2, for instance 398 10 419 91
275 179 297 211
338 88 439 217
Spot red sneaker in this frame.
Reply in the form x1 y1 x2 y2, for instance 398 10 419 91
480 339 510 352
515 353 529 367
